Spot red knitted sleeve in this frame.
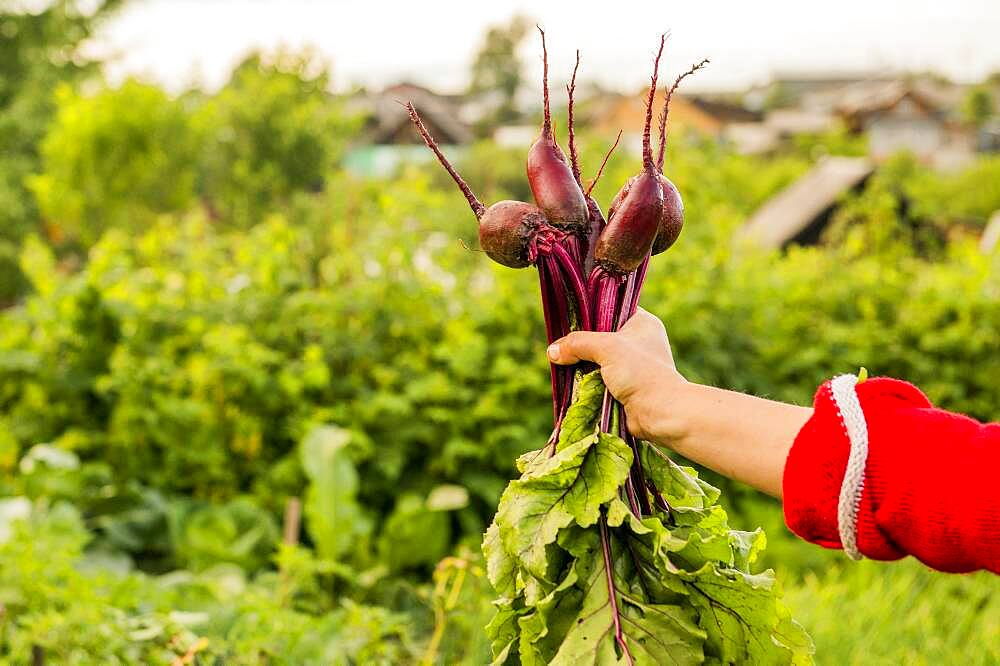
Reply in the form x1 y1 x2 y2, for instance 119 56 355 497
783 376 1000 574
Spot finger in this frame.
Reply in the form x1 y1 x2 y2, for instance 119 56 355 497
547 331 619 365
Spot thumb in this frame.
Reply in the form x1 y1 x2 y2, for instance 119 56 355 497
547 331 619 366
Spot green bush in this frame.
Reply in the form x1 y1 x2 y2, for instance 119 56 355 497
0 0 126 303
0 500 419 664
193 51 361 226
27 81 200 247
1 184 554 580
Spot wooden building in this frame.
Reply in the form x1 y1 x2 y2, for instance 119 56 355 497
344 83 473 177
737 157 875 248
587 90 760 146
836 81 974 169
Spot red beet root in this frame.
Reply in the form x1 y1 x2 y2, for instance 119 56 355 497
595 34 667 274
648 59 707 255
651 174 684 254
595 171 663 273
406 102 542 269
526 27 588 229
608 174 682 256
479 201 546 268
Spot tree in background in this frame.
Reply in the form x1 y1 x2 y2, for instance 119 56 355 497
962 85 996 127
27 81 199 247
194 50 360 227
466 14 531 133
0 0 127 302
22 47 360 250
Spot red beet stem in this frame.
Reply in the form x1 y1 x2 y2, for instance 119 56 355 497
537 25 553 137
405 102 485 218
656 58 709 171
567 49 583 188
621 424 651 515
616 273 636 331
642 34 667 173
537 259 562 420
599 517 634 664
595 273 621 332
552 243 593 331
546 256 574 423
627 255 650 318
585 130 623 197
624 475 643 517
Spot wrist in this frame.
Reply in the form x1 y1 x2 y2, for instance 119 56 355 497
627 372 697 445
651 380 712 454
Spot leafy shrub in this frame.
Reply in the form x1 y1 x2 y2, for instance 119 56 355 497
0 0 125 303
27 81 200 247
193 51 361 226
0 501 418 664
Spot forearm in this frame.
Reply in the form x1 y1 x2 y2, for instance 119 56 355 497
642 382 811 498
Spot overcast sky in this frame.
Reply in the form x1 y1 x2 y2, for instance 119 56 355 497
93 0 1000 94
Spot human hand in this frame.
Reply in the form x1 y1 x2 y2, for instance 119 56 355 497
547 307 811 497
546 308 690 443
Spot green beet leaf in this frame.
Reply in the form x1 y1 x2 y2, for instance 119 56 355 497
493 430 632 582
546 525 707 666
679 564 813 665
484 371 813 664
556 370 607 449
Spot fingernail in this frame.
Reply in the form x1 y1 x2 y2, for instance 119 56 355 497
547 343 560 361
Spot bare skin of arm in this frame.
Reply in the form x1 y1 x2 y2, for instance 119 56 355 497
546 308 812 498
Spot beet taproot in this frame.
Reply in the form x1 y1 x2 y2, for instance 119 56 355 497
651 174 684 254
478 201 546 268
594 34 667 274
526 27 588 229
648 59 707 255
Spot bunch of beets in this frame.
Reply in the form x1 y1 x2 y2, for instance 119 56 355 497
409 29 811 666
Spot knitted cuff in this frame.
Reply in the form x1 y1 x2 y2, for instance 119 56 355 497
783 376 931 558
829 374 868 560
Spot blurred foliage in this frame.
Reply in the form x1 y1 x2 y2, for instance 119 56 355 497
785 557 999 665
467 14 532 133
792 121 869 158
27 81 200 246
0 500 418 663
194 51 361 226
0 0 126 302
961 85 996 127
3 13 360 303
886 153 1000 227
1 18 999 660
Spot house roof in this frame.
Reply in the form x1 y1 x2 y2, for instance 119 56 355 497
835 80 947 119
587 91 759 138
368 82 474 145
738 157 875 248
768 71 892 88
688 97 762 124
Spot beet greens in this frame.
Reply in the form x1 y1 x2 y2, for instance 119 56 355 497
409 30 812 665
